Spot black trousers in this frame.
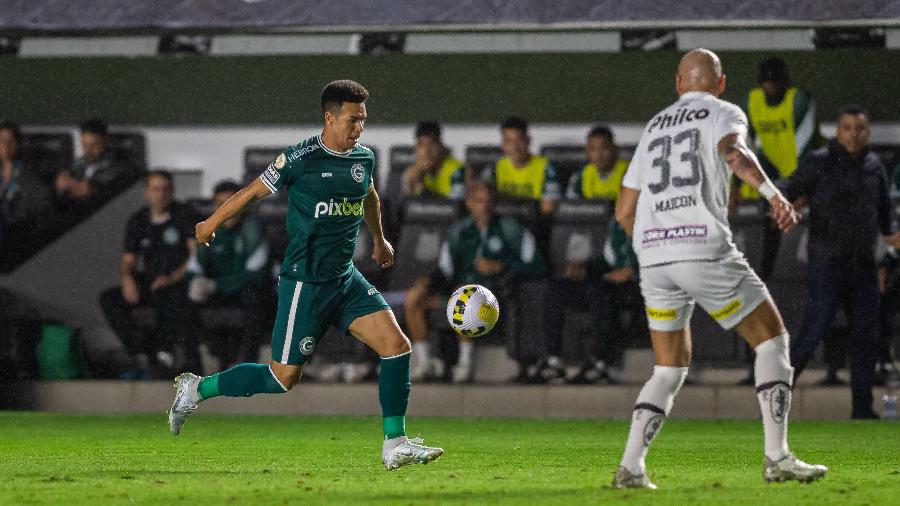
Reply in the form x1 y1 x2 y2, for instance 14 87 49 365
791 256 881 416
100 283 195 370
544 278 638 364
188 280 274 366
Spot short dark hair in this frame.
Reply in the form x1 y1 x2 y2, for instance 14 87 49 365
213 179 242 196
0 121 23 145
145 169 173 186
80 118 108 137
466 179 496 200
415 121 442 140
587 125 614 144
321 80 369 115
758 57 790 86
500 116 529 136
838 104 869 121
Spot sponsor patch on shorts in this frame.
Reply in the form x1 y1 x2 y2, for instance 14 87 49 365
646 307 677 320
710 298 743 320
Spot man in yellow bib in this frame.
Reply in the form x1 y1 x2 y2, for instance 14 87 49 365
737 57 827 385
741 57 824 200
402 121 467 200
483 117 561 215
565 125 629 201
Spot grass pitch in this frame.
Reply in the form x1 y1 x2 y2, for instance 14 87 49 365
1 412 898 505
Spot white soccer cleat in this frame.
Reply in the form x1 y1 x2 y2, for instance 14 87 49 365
168 372 201 436
612 466 657 489
382 437 444 470
763 454 827 483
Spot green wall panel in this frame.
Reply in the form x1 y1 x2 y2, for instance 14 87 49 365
0 50 897 125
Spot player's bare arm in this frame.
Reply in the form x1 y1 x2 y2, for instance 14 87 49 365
195 178 270 246
363 182 394 268
719 133 799 232
615 186 640 237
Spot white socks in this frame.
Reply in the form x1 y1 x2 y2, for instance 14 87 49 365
754 334 793 461
458 341 474 365
620 365 689 475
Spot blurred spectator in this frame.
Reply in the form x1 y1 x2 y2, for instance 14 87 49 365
565 125 628 201
740 57 825 201
736 57 827 384
0 121 58 254
100 170 198 379
483 117 561 215
875 247 900 386
186 180 272 368
401 121 467 200
55 119 136 206
404 180 543 383
784 106 900 419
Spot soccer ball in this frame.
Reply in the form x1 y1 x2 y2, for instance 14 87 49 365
446 284 500 337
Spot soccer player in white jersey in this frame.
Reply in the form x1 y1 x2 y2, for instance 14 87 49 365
612 49 827 489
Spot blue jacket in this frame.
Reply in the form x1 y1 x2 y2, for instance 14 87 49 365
784 139 894 263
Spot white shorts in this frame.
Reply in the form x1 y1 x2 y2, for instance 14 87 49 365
639 257 770 332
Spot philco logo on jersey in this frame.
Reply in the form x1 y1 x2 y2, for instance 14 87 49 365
288 144 318 162
314 198 365 219
648 106 709 133
642 225 708 243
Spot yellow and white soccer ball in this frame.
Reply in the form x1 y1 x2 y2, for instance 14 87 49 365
446 284 500 337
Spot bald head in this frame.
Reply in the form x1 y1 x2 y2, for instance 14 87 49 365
676 48 725 96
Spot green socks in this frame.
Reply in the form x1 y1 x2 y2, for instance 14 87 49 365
379 351 411 439
198 363 288 400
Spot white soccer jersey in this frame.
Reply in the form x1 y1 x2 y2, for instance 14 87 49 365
622 91 749 267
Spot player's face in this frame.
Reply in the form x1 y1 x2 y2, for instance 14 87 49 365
80 132 105 164
585 135 616 171
500 128 530 165
0 128 17 163
327 102 367 150
144 174 174 212
414 135 443 170
836 113 870 156
466 186 493 221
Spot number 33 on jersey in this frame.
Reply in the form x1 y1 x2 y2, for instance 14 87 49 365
622 91 750 267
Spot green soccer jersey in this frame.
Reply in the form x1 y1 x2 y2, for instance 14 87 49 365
259 134 376 282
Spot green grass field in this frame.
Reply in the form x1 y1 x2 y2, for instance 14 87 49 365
1 412 898 505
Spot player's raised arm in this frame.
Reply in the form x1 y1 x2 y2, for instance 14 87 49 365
719 133 799 232
363 182 394 268
195 178 270 246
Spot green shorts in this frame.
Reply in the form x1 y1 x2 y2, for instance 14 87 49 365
271 267 390 365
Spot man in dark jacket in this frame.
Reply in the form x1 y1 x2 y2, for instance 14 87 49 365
784 105 900 419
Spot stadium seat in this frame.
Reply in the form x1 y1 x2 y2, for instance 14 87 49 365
242 146 282 185
540 144 586 191
547 200 614 279
386 198 460 292
493 198 539 227
106 132 147 171
20 132 74 182
384 145 414 200
465 145 502 179
729 200 768 274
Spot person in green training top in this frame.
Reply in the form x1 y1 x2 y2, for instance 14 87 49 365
168 80 444 471
186 180 272 367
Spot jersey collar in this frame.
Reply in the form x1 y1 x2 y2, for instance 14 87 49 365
317 135 355 157
679 91 712 100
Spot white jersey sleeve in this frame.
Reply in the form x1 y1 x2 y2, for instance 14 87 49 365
622 135 647 190
714 102 749 145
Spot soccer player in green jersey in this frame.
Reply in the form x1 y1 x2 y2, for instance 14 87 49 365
168 80 444 471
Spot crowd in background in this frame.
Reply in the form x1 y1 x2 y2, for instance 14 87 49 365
2 58 900 409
